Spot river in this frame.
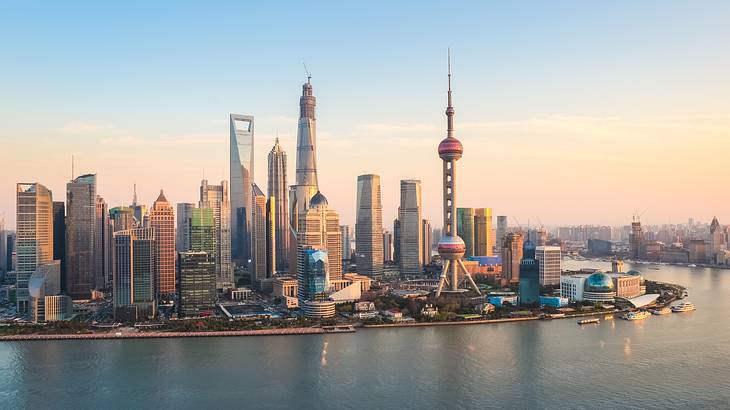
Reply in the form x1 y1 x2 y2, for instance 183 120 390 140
1 261 728 409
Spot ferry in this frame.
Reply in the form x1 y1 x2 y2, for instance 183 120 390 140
577 318 600 325
671 301 696 313
650 307 671 315
622 311 651 321
603 314 614 320
688 264 697 268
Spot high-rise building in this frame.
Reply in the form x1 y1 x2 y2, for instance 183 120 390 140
28 261 61 323
289 78 319 276
501 233 524 283
340 225 352 263
535 246 561 286
251 184 268 287
474 208 494 256
709 217 725 263
629 215 645 260
297 247 329 304
393 219 401 264
456 208 475 257
200 180 233 289
399 179 422 275
16 183 54 313
150 190 176 296
230 114 254 266
518 240 540 305
110 206 136 232
190 208 216 257
355 174 383 276
267 137 289 272
66 174 96 299
496 215 508 253
52 201 66 292
421 219 432 266
296 192 342 280
266 197 276 277
176 203 194 253
178 251 216 317
383 230 393 263
95 196 112 289
113 228 156 321
434 55 480 297
5 231 16 274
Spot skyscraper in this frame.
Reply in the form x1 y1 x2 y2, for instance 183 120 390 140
289 78 319 276
66 174 96 299
251 184 268 287
629 215 645 260
176 203 194 252
535 246 561 286
383 230 393 263
52 201 66 292
95 195 111 289
266 197 276 277
200 180 233 289
393 219 401 264
297 192 342 280
190 208 216 257
518 240 540 305
178 251 216 317
16 183 54 312
230 114 254 266
355 174 383 276
434 54 480 297
496 215 508 253
421 219 432 266
340 225 352 263
399 179 422 275
297 247 329 305
709 217 725 263
501 232 524 283
113 228 156 321
110 206 135 232
267 137 289 272
474 208 494 256
456 208 475 257
150 190 176 296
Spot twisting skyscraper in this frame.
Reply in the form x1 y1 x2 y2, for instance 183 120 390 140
435 53 481 297
289 77 319 232
230 114 254 266
268 138 289 272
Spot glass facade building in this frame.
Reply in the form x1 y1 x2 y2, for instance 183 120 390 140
230 114 254 266
297 247 330 305
179 251 216 317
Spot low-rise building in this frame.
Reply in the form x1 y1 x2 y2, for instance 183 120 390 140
272 276 298 299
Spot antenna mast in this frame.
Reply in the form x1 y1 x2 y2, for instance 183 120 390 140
303 62 311 83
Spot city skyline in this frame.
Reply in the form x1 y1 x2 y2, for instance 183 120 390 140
2 2 730 228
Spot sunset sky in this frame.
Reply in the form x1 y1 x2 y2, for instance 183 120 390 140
1 1 729 229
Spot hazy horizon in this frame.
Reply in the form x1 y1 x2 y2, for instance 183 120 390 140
2 2 729 229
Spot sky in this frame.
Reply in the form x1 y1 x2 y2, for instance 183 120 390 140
1 1 729 230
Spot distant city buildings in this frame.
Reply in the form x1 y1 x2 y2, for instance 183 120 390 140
355 174 383 276
398 179 422 275
496 215 507 253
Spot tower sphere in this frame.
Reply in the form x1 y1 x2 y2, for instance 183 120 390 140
437 235 466 260
438 136 463 161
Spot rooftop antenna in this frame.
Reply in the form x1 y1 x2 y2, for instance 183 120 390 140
71 155 75 181
303 62 311 83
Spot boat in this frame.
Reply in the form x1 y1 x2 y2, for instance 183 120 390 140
650 307 671 315
577 318 600 325
671 301 696 313
622 311 651 321
688 264 697 268
649 267 659 270
603 314 614 320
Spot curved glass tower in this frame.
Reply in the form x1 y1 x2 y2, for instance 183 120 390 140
230 114 254 265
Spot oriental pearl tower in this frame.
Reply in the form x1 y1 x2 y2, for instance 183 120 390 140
435 53 481 298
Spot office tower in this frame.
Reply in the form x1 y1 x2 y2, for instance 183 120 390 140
629 215 645 260
393 219 401 264
422 219 432 266
709 217 725 262
110 206 136 232
268 137 289 272
266 197 276 277
340 225 352 262
456 208 475 257
288 78 319 275
52 201 66 292
178 251 216 317
383 230 393 263
474 208 494 256
399 179 423 275
355 174 383 276
535 245 561 286
496 215 508 253
501 233 524 283
230 114 254 265
176 203 194 252
150 190 176 295
200 180 233 289
113 228 156 321
28 261 61 323
95 196 111 289
66 174 96 299
434 57 481 296
297 192 342 280
190 208 216 257
16 183 54 312
251 184 268 287
130 184 148 227
297 247 330 304
518 240 540 305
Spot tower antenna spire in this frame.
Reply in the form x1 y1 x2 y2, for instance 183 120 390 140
446 48 454 138
303 62 311 84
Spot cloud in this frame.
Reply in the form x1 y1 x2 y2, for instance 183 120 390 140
356 123 439 135
100 133 224 146
62 121 112 134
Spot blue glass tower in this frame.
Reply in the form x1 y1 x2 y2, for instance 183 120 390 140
519 240 540 305
297 247 330 305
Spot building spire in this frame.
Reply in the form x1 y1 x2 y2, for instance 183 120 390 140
446 49 455 138
132 183 138 206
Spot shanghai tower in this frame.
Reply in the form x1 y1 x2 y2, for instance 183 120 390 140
289 77 319 235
